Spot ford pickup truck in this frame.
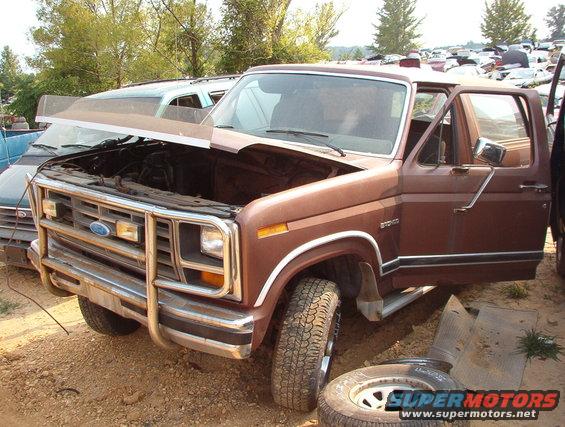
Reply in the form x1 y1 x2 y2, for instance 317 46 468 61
27 65 551 411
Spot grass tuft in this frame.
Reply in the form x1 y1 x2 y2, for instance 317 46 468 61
517 329 563 361
502 283 529 299
0 297 20 316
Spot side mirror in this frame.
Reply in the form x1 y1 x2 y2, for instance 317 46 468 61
473 137 507 166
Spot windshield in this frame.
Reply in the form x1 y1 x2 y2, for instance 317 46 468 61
31 123 127 151
506 69 535 79
207 73 409 156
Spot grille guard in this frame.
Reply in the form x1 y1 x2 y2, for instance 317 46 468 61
27 173 241 349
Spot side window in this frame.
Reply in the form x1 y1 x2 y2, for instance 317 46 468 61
468 94 531 167
417 107 455 166
209 91 226 104
404 91 448 160
169 94 202 109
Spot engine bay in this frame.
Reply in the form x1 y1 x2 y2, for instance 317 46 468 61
42 141 357 215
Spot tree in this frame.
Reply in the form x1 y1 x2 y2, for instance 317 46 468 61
152 0 218 77
310 2 345 51
0 46 23 99
30 0 178 94
218 0 341 73
372 0 423 55
481 0 532 45
546 5 565 41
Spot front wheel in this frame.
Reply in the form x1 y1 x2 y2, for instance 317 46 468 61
78 296 140 336
271 277 341 411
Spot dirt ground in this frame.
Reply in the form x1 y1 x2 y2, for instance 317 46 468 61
0 234 563 426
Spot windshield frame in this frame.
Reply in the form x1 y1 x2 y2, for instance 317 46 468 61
206 70 413 159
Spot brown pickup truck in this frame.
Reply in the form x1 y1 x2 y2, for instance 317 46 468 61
27 64 551 411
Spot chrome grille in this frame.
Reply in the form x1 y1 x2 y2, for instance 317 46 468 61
0 207 36 232
46 190 180 281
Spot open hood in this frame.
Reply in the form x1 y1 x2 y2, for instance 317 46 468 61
36 95 390 169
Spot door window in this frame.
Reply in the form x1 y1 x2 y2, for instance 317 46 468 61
417 107 456 166
169 94 202 109
468 94 532 167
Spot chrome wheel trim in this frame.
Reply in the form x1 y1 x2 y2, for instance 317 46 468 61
317 309 340 392
349 377 432 411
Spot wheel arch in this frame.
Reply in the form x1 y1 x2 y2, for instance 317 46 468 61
251 231 382 348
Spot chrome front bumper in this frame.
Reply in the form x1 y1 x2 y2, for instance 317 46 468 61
28 240 253 359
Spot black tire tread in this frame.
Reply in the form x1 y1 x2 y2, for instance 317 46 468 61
78 296 140 336
271 277 340 411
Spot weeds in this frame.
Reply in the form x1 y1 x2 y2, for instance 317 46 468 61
502 283 529 299
517 329 563 361
0 297 19 316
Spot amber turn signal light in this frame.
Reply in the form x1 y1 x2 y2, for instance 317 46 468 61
201 271 224 287
257 223 289 239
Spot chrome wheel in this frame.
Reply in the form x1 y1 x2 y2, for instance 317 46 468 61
349 377 431 411
318 309 340 392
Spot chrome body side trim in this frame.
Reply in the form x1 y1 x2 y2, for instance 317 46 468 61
254 231 383 307
381 250 544 275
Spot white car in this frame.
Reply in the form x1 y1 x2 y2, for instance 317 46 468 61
446 65 487 77
503 68 553 87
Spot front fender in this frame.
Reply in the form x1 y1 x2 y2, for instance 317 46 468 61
249 232 382 348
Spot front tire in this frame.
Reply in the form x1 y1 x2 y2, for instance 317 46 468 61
78 296 140 336
271 277 341 411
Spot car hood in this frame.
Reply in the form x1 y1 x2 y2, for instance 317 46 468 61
0 160 43 208
39 109 393 170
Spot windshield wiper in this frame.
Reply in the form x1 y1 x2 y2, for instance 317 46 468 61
60 135 136 150
266 129 346 157
215 124 234 129
31 143 58 155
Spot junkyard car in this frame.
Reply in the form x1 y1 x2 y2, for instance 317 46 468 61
0 76 236 267
503 67 553 87
27 65 551 411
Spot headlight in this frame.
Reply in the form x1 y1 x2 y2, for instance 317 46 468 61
116 220 141 242
200 226 224 259
42 199 65 218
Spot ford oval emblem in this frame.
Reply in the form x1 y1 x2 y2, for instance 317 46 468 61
89 221 111 237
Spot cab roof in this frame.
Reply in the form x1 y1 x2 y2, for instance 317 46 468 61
247 63 510 88
88 78 237 101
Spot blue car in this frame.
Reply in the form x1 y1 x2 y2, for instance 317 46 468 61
0 130 43 172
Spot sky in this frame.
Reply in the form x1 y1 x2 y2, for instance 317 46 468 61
0 0 562 66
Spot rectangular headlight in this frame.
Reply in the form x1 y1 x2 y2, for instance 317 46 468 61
200 226 224 259
116 220 141 242
42 199 65 218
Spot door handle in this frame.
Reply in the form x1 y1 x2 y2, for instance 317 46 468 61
520 183 549 193
451 166 470 175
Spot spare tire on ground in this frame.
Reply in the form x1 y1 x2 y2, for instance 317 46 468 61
318 364 467 427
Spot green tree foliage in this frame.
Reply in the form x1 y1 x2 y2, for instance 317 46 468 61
0 46 23 99
310 2 345 51
371 0 423 55
152 0 218 77
31 0 178 94
218 0 342 73
481 0 532 45
546 5 565 41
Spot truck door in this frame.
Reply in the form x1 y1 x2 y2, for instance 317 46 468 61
396 87 550 287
